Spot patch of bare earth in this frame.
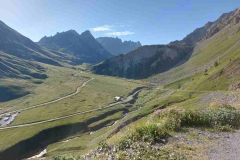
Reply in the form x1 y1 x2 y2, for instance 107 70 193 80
207 130 240 160
170 129 240 160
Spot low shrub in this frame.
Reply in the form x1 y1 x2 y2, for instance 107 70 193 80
210 106 240 127
117 135 134 150
111 105 240 158
155 105 240 130
180 110 210 127
134 124 168 143
53 155 75 160
214 61 219 67
116 124 169 150
98 141 110 153
156 109 182 131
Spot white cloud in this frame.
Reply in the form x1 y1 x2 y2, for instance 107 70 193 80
91 25 112 31
114 24 130 28
119 24 130 27
106 31 134 36
91 24 131 32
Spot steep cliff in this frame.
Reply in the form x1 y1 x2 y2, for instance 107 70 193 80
92 43 193 79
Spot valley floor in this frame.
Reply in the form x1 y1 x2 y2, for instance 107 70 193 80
0 64 145 160
0 59 240 160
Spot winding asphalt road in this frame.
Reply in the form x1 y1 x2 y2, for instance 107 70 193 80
0 83 142 130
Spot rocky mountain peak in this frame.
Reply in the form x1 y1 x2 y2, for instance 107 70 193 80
67 29 79 36
38 30 111 63
81 30 91 35
204 21 214 30
96 37 141 55
80 30 95 39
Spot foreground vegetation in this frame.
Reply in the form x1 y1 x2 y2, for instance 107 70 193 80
46 83 240 160
71 104 240 160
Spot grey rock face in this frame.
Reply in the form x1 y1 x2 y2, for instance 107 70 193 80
96 37 141 55
171 8 240 45
92 43 193 79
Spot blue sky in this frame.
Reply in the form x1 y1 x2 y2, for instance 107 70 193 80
0 0 238 45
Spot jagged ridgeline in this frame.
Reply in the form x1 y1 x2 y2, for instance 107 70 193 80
38 30 112 64
92 8 240 80
96 37 142 55
92 43 193 79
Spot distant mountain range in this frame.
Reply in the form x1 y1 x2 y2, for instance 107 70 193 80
1 8 240 80
96 37 141 55
92 8 240 79
0 20 142 80
0 21 114 79
38 30 112 64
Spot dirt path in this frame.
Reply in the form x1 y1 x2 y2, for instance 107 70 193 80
0 73 82 115
0 89 143 130
207 131 240 160
0 78 94 117
166 128 240 160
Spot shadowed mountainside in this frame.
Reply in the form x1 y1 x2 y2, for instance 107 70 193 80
38 30 112 64
0 51 47 79
92 43 193 79
0 20 61 66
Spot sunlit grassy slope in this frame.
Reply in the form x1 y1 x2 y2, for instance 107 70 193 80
150 23 240 89
41 88 210 158
86 22 240 160
0 64 143 159
11 73 142 125
47 22 240 159
0 64 84 113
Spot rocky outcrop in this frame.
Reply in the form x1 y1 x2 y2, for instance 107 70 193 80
171 8 240 45
92 43 193 79
211 58 240 80
204 8 240 39
96 37 141 55
38 30 112 64
229 82 240 91
171 24 211 45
